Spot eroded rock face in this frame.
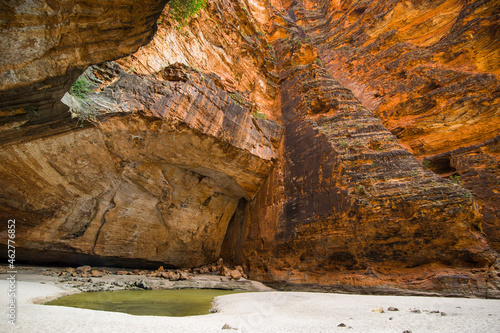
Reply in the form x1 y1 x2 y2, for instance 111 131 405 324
0 0 169 128
287 0 500 253
115 0 279 119
233 6 499 297
0 63 282 268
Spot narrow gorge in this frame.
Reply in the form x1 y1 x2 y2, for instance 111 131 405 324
1 0 499 297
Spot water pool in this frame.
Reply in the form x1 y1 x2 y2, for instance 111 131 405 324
45 288 244 316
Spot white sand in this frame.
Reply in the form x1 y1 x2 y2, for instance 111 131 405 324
1 277 499 333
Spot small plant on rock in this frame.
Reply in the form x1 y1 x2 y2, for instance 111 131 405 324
450 174 462 185
168 0 207 26
25 105 39 119
356 185 366 195
251 109 267 119
229 92 245 106
69 77 92 99
72 106 99 127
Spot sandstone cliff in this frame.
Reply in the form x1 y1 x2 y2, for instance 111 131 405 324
235 5 498 296
0 0 499 297
291 0 500 253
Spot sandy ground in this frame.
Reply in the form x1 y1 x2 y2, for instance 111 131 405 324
1 273 499 333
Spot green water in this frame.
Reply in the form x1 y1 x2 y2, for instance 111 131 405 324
45 289 243 316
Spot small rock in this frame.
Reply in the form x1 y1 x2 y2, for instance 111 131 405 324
371 307 384 313
179 271 189 280
222 323 235 330
221 266 232 277
410 309 421 313
91 270 103 277
169 272 181 281
134 280 151 290
388 307 399 311
430 310 440 314
76 265 91 273
338 323 346 327
157 266 165 272
402 331 412 333
389 317 393 320
348 327 353 329
440 312 447 316
230 269 242 280
117 271 129 275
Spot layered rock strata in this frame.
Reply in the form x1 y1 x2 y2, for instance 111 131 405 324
235 8 499 297
0 63 282 268
288 0 500 253
116 0 279 119
0 0 169 129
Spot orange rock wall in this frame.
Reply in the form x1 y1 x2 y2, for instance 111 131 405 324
0 62 281 268
234 0 500 296
289 0 500 252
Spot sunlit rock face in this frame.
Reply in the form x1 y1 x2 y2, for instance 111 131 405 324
287 0 500 253
230 0 500 297
0 0 282 268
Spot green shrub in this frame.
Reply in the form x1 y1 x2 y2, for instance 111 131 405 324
251 110 267 119
168 0 207 26
229 92 245 106
450 174 462 185
69 78 92 99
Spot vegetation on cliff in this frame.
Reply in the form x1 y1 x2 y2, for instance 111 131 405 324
168 0 206 26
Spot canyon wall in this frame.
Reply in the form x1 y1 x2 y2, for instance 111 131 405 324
0 0 499 296
292 0 500 253
236 5 499 296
